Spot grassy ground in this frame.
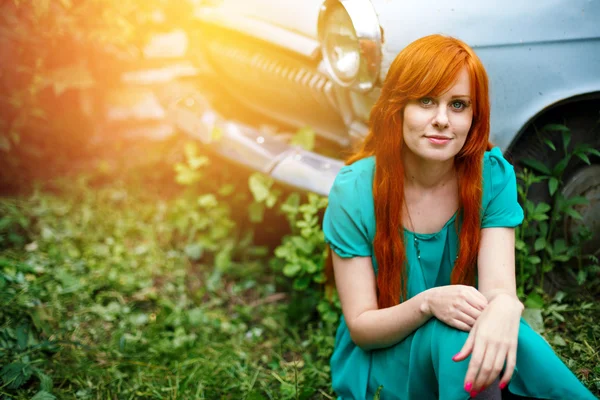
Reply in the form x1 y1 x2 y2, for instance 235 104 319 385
1 153 599 399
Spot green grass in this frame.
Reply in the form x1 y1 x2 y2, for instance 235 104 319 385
1 166 598 399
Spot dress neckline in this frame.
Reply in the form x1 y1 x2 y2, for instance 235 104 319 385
403 210 458 240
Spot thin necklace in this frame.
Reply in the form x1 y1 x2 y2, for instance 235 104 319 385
404 199 421 261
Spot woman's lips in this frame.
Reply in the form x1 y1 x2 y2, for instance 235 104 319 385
425 136 452 145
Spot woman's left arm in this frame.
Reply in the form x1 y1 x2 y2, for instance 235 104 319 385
453 226 524 395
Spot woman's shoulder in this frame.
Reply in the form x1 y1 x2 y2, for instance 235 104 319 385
482 147 518 201
331 156 376 193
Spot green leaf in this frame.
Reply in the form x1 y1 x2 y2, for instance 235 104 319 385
290 236 313 254
543 123 570 133
280 193 301 216
188 155 209 170
248 202 265 223
0 362 32 389
265 192 279 208
313 272 327 284
197 194 218 208
565 208 583 220
184 243 204 261
552 291 567 303
218 184 236 196
575 152 591 165
274 245 291 258
291 126 315 151
215 248 232 271
31 391 56 400
524 292 544 309
293 276 310 291
249 174 273 203
552 158 569 176
576 270 587 285
551 334 567 347
520 158 551 175
553 239 567 254
585 148 600 158
562 130 571 152
534 203 552 214
534 237 546 251
283 263 301 277
305 260 318 274
16 323 28 350
565 196 588 207
322 310 339 324
522 308 544 333
543 138 556 151
515 239 526 251
33 368 53 392
548 177 559 196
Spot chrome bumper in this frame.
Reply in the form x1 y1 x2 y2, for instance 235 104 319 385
160 82 343 196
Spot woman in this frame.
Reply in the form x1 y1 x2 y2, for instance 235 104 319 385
322 35 596 400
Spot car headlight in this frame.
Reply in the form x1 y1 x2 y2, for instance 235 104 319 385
318 0 382 92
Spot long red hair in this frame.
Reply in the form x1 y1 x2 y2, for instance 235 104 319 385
327 35 492 308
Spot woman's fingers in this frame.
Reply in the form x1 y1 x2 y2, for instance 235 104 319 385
450 319 472 332
483 345 508 389
461 304 482 321
464 338 486 393
452 327 475 362
455 312 477 328
465 290 488 311
473 345 496 392
499 342 517 389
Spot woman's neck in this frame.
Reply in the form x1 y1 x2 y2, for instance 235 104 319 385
402 146 456 190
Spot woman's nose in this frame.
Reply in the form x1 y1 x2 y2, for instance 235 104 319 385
432 106 449 129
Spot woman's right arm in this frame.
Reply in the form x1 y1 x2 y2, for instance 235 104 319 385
333 252 488 350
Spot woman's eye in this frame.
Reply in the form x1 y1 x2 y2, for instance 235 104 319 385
451 100 466 110
420 98 433 106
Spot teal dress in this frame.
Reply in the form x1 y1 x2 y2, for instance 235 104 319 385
322 148 596 400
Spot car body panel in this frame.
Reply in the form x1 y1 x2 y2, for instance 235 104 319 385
217 0 323 39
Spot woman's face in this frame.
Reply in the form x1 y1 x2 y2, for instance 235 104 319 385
402 67 474 163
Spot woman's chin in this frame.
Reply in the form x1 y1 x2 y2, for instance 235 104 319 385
415 147 460 163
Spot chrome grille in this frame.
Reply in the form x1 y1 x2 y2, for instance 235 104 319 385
203 34 346 143
208 40 336 108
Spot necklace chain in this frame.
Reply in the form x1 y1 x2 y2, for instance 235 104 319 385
404 200 421 260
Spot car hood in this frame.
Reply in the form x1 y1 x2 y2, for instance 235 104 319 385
218 0 323 39
373 0 600 78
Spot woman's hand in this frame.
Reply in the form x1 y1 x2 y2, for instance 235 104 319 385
422 285 488 332
452 293 524 396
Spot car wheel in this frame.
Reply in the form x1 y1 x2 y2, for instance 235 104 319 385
507 103 600 258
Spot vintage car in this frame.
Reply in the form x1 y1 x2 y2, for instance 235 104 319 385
126 0 599 251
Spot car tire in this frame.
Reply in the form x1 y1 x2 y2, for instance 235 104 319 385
506 102 600 288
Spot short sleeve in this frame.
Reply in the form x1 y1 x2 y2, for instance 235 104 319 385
323 166 373 258
481 148 524 228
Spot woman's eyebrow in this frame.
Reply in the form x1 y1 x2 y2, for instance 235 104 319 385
450 95 471 99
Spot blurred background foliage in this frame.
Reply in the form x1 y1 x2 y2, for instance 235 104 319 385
0 0 197 191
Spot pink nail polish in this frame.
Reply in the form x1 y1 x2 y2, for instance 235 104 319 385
452 352 460 361
464 382 473 391
470 390 478 398
499 382 507 390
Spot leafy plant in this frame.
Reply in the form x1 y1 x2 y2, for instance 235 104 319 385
516 123 600 304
